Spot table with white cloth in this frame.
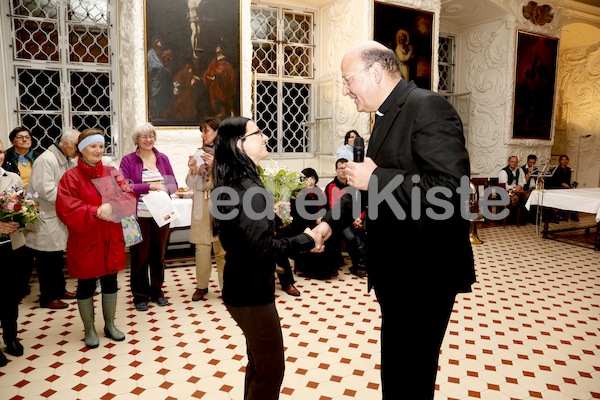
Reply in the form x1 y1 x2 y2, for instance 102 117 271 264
168 197 193 250
525 188 600 250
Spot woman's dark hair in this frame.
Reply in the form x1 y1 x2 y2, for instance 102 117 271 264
212 117 262 235
213 116 260 188
9 126 31 142
301 167 319 184
201 116 221 132
344 129 360 145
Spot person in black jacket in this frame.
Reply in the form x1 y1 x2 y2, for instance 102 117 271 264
546 154 573 189
212 117 318 400
546 154 578 221
313 40 475 400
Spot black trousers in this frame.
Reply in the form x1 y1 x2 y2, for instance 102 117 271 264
129 217 170 303
0 243 26 342
31 248 67 305
226 302 284 400
19 245 34 295
77 273 118 299
375 283 457 400
341 226 367 269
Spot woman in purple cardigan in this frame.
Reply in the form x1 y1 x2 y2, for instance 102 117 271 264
120 122 178 311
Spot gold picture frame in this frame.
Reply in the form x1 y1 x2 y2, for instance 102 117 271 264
373 1 434 90
512 31 559 139
144 0 241 127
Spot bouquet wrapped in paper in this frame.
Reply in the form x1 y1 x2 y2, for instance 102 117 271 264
258 160 307 226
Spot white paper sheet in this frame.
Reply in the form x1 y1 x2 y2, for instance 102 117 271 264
194 149 206 166
142 190 181 227
10 229 26 250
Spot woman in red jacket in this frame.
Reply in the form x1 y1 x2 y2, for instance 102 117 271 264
56 128 136 349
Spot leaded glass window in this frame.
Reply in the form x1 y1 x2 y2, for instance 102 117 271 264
251 5 314 155
5 0 116 154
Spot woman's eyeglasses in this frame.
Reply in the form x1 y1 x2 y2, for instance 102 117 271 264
241 129 263 141
15 135 31 141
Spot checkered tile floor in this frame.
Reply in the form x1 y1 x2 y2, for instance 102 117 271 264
1 214 599 399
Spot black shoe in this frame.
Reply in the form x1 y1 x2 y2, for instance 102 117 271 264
349 266 367 279
282 284 301 296
0 349 7 366
5 339 23 357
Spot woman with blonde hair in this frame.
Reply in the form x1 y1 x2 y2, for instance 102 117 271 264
120 122 178 311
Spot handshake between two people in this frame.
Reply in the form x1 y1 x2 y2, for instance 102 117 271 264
272 200 333 254
273 158 376 254
308 158 374 252
273 201 331 253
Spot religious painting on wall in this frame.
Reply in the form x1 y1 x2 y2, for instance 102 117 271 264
373 1 434 90
512 31 559 139
144 0 240 126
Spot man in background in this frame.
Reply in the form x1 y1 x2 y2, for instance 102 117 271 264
25 128 81 309
522 154 538 191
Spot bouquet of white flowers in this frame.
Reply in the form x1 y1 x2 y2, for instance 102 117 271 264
258 160 307 226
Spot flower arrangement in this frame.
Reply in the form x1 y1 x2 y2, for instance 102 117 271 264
258 160 307 226
0 186 40 226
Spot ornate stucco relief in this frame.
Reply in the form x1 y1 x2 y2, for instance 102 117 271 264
241 0 252 117
323 0 371 150
463 19 509 174
558 43 600 174
118 0 146 157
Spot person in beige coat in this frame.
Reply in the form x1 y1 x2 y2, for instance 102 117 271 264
24 128 80 309
186 117 226 301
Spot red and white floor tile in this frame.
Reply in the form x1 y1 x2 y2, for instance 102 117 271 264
1 215 599 399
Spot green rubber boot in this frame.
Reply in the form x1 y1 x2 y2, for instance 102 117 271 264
102 293 125 341
77 298 99 349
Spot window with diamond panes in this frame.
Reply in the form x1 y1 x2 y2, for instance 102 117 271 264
251 5 314 155
6 0 116 155
438 34 454 95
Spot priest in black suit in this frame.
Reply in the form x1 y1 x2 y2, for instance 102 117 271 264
312 40 475 400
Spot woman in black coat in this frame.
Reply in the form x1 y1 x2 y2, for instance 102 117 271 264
212 116 317 400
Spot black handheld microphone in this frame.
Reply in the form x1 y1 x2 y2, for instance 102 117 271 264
353 136 365 163
352 136 365 209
